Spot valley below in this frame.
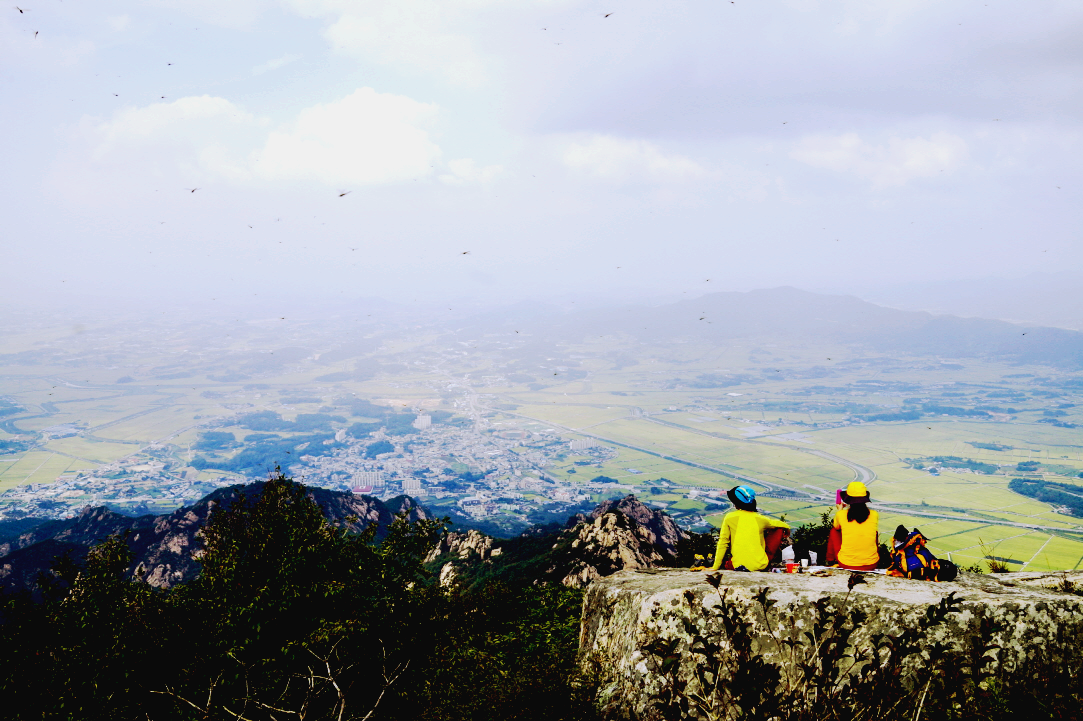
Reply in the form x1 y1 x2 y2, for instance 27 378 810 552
3 287 1083 572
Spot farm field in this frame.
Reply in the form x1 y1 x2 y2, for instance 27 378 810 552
1 312 1082 570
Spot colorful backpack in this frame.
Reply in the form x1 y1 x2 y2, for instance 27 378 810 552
888 526 956 581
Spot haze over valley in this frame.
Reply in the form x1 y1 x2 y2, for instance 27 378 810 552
3 287 1083 572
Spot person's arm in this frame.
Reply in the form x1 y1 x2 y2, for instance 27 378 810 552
763 515 791 531
833 506 844 528
710 517 733 571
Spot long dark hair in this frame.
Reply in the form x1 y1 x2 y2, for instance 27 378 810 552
847 502 871 524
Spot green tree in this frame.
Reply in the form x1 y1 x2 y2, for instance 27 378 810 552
0 472 595 721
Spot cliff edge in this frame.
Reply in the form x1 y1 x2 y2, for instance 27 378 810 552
579 568 1083 719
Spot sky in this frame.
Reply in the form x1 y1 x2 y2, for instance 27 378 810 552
2 0 1081 314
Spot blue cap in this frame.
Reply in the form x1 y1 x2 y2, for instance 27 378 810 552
731 485 756 504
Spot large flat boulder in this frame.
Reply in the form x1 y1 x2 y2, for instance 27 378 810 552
579 568 1083 719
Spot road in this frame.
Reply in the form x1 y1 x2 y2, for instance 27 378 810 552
489 406 811 495
644 416 877 484
484 404 1083 537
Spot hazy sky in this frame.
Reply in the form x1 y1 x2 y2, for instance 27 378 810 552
3 0 1081 311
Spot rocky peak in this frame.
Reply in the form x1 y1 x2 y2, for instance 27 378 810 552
384 494 433 523
555 510 669 588
426 529 503 564
569 495 688 561
426 529 505 586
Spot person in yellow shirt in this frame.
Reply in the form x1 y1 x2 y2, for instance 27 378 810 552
707 485 790 572
827 481 880 571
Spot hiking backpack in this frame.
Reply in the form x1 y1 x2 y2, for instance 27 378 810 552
888 527 956 581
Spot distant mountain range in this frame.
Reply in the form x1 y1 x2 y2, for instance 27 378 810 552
863 272 1083 332
448 287 1083 369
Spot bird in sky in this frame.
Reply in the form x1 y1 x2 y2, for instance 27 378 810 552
605 13 612 17
339 191 351 197
15 6 24 13
186 188 199 193
462 251 470 255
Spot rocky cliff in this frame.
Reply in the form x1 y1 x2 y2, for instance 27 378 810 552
553 510 671 588
579 568 1083 720
0 482 430 592
429 496 686 589
568 494 688 561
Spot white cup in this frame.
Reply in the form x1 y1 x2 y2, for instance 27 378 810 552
800 559 809 568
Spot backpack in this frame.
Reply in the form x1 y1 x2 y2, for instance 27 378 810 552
888 527 956 581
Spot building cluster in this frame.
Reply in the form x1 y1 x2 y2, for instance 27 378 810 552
0 463 237 521
286 420 619 525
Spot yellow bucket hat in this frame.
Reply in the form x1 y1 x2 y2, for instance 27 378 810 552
845 481 869 499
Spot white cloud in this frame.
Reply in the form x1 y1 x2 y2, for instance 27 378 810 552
253 87 441 185
89 95 256 158
562 134 711 184
108 15 131 32
78 88 443 187
439 158 503 185
790 131 969 188
252 53 302 75
281 0 534 87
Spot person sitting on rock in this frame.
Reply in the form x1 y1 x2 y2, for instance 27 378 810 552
705 485 790 572
826 481 880 571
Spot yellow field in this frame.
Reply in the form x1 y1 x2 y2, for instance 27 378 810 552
0 452 96 491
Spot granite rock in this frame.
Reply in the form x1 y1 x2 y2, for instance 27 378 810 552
579 568 1083 719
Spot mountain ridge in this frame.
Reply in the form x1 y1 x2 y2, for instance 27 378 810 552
447 286 1083 369
0 482 432 593
1 483 698 596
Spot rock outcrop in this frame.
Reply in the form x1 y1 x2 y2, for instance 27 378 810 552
569 495 688 561
555 511 669 588
426 497 686 590
0 481 431 592
579 568 1083 719
426 529 505 585
426 529 503 564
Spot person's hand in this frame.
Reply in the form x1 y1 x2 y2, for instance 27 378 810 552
835 503 846 512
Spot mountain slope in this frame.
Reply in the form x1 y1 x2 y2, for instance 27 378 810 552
456 287 1083 368
0 482 431 593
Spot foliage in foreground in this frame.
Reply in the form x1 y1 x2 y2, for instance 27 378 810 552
0 473 595 721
